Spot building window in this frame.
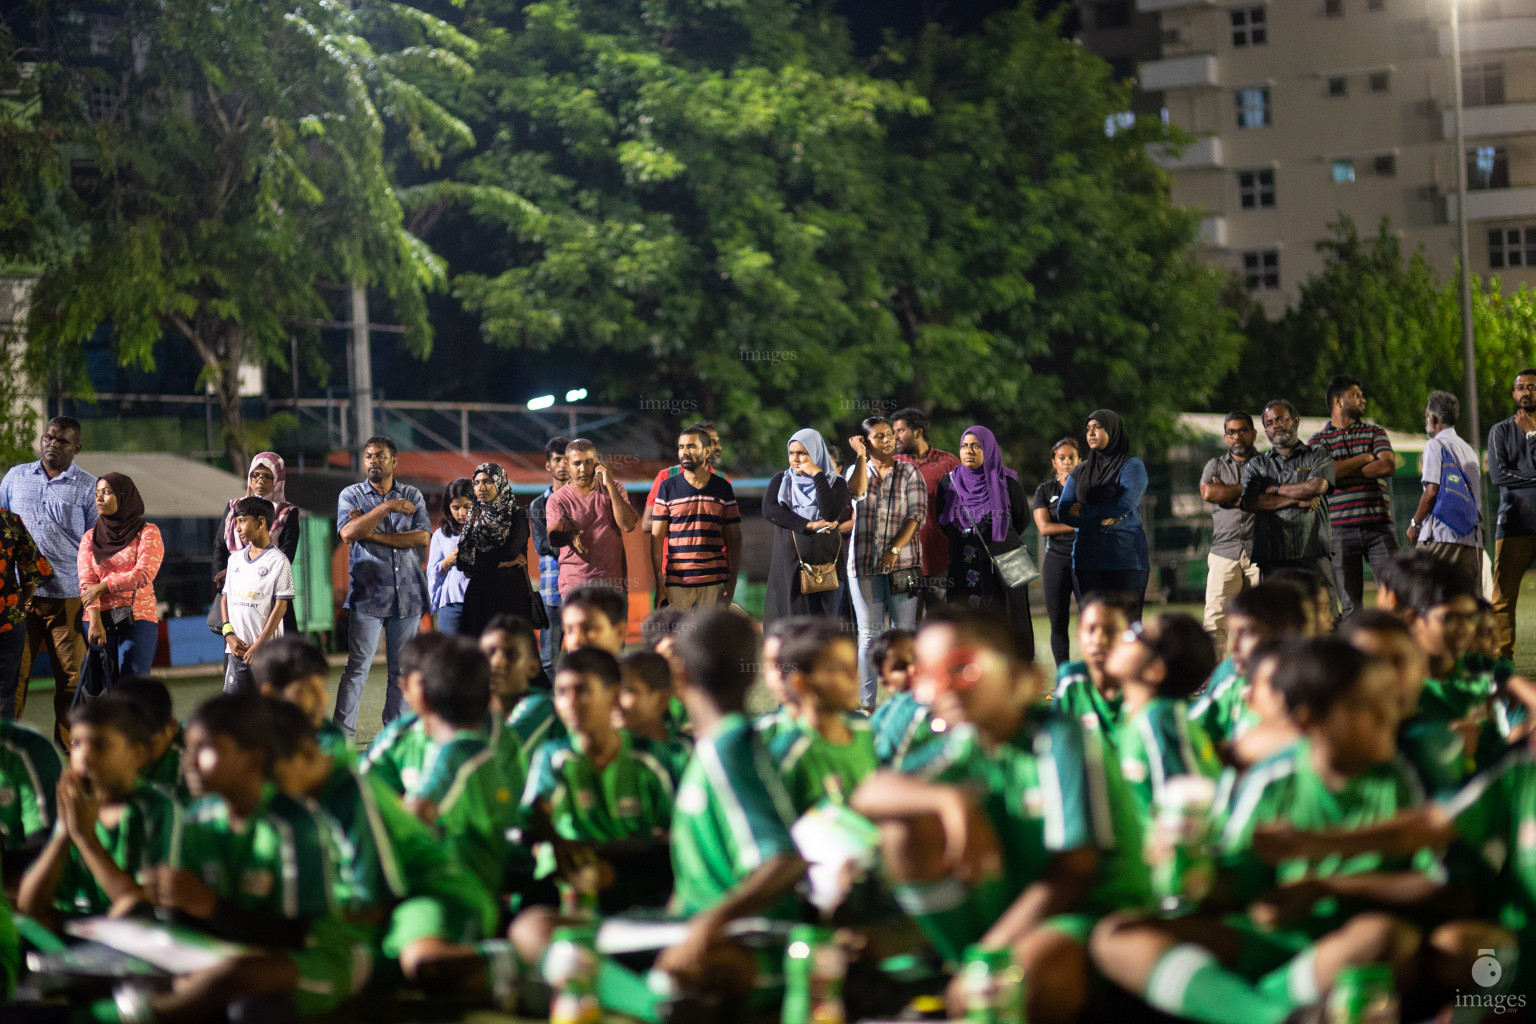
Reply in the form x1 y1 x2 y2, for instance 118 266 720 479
1462 62 1506 107
1095 1 1132 28
1368 71 1390 93
1327 76 1348 98
1235 87 1272 128
1489 227 1536 268
1468 146 1510 190
1367 0 1384 8
1332 159 1357 183
1238 169 1277 209
1325 0 1344 16
1243 249 1281 290
1373 153 1396 176
1231 6 1268 46
1464 0 1503 20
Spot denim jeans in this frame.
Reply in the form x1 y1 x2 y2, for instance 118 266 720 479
333 610 419 738
850 573 919 708
1331 522 1398 620
539 602 563 680
0 626 25 718
435 602 463 637
111 618 160 677
223 655 257 695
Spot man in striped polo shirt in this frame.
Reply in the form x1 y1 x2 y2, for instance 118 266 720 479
1307 376 1398 620
650 426 742 611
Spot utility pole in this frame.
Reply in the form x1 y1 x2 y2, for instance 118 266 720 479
348 282 375 470
1449 0 1480 448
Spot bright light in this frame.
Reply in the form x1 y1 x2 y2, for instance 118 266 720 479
527 394 555 411
566 388 588 402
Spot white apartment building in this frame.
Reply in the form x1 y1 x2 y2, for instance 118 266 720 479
1128 0 1536 313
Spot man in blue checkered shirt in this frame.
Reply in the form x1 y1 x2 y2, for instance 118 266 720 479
0 417 97 740
527 435 571 677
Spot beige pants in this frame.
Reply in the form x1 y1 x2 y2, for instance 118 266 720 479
1493 535 1536 657
17 597 87 746
1203 550 1259 659
666 584 727 612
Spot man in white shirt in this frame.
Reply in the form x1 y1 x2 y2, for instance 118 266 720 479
1407 389 1483 594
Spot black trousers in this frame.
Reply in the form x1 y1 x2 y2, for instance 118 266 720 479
1042 550 1078 666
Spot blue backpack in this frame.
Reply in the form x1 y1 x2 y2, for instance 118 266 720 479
1431 438 1479 538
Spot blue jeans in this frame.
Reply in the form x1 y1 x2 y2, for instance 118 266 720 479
850 573 919 708
111 618 159 677
435 602 464 637
333 611 418 738
0 625 25 718
540 602 563 680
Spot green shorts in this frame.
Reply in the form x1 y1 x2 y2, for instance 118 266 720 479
893 875 1016 962
1220 915 1313 982
382 894 483 958
290 918 370 1017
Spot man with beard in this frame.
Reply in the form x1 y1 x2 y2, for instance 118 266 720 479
893 407 959 611
650 427 741 611
546 439 638 603
1490 369 1536 656
334 435 432 737
528 435 571 676
1308 376 1398 619
1242 400 1338 615
1408 390 1483 597
1199 411 1261 656
0 417 93 737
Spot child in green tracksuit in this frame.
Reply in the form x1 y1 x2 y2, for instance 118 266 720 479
18 696 181 928
509 647 676 976
115 694 362 1022
753 617 796 747
364 633 464 795
1090 638 1441 1024
1187 583 1309 763
1102 613 1222 821
854 607 1148 1024
869 628 948 773
1051 592 1135 737
770 619 877 812
0 716 63 858
1342 610 1471 797
481 613 564 765
252 636 355 769
115 675 192 802
618 649 693 783
405 636 523 910
267 700 513 1003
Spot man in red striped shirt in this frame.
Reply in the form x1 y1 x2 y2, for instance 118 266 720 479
650 427 742 611
1307 376 1398 620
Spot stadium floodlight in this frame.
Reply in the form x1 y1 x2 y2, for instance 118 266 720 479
566 388 588 402
527 394 555 411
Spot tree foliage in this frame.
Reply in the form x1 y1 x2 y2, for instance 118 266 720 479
416 0 1241 468
12 0 475 469
1218 216 1532 440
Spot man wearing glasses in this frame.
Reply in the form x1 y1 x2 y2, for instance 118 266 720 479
1199 412 1260 657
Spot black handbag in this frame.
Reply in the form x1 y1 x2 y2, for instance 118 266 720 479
888 566 923 595
73 640 118 710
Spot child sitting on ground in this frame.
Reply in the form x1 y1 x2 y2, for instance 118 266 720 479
251 636 354 769
1052 591 1137 737
618 649 693 782
18 695 180 928
770 618 875 812
114 674 189 802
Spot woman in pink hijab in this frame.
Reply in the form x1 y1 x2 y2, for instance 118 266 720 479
215 452 300 629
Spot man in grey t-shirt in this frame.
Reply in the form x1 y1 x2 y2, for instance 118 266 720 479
1199 411 1260 656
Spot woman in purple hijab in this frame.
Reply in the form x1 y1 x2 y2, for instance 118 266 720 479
936 425 1036 660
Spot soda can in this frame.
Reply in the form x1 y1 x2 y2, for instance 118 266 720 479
1326 963 1398 1024
545 925 602 1024
783 925 847 1024
1150 774 1218 915
960 945 1025 1024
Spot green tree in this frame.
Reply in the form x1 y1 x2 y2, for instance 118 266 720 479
15 0 475 469
423 1 1236 467
867 8 1242 465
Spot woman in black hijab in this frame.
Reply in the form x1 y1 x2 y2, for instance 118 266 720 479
1056 409 1150 619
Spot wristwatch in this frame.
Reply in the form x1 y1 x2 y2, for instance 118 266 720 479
888 546 900 556
1408 518 1421 530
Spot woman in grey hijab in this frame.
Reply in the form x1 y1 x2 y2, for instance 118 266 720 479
762 428 851 625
